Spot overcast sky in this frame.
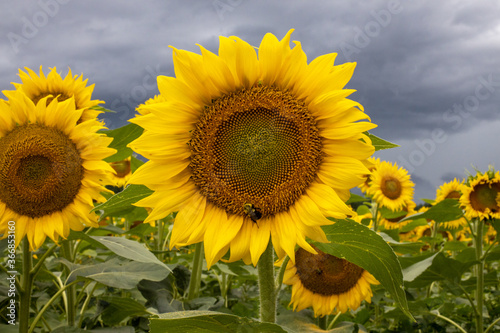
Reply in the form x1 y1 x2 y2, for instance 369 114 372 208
1 0 499 202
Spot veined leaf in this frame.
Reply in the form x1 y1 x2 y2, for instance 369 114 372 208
364 132 399 151
92 184 153 219
101 123 144 162
400 199 463 223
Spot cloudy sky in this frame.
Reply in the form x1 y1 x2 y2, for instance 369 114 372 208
1 0 499 202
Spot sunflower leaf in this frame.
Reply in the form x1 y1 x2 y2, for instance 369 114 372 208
91 184 153 219
364 132 399 151
399 199 463 223
101 123 144 162
149 311 287 333
316 219 413 320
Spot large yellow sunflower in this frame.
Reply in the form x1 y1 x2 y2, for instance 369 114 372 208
283 246 378 317
435 179 467 229
4 66 103 122
109 157 132 188
128 30 376 267
460 171 500 220
367 160 414 211
0 91 115 250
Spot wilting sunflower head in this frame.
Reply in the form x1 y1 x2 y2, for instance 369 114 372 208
283 246 378 317
3 66 103 123
0 91 115 250
128 29 377 267
460 170 500 220
367 160 414 211
109 157 132 188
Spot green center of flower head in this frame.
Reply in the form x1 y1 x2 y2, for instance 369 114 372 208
470 183 500 212
0 124 83 218
382 177 402 200
295 247 364 296
190 85 323 218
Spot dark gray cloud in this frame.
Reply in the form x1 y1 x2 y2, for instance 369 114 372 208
1 0 499 201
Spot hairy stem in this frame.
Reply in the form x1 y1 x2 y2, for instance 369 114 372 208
258 239 276 323
187 242 204 300
20 238 33 333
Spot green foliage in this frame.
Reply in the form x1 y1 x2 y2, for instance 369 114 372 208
364 132 400 151
101 123 144 162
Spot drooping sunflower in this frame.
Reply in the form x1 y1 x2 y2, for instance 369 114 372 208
435 179 468 229
128 30 376 267
0 91 115 250
4 66 103 122
109 157 133 187
358 157 380 194
460 170 500 220
283 246 378 317
367 160 414 211
379 200 416 230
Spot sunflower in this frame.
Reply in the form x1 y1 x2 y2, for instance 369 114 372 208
460 170 500 220
435 179 468 229
358 157 380 194
128 30 376 267
379 200 416 230
283 246 378 317
109 157 132 187
4 66 103 122
0 91 115 250
367 161 414 211
135 94 166 116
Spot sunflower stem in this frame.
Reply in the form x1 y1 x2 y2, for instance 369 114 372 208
187 242 204 300
474 218 484 333
20 238 33 333
258 239 276 323
61 240 76 327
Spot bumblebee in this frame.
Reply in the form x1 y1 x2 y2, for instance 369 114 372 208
243 203 262 225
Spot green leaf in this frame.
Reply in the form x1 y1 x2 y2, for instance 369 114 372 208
89 236 171 271
400 199 464 223
92 184 153 219
346 193 369 205
101 123 144 162
149 311 287 333
402 252 439 282
316 220 412 319
399 218 429 232
378 232 424 254
98 296 149 326
66 258 171 289
379 206 408 220
130 155 145 172
90 105 116 113
364 132 399 151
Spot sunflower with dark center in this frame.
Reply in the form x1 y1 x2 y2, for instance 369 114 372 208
460 170 500 220
283 246 378 316
379 200 416 230
109 157 132 187
128 30 377 267
367 160 414 212
0 91 115 250
3 66 104 123
435 179 468 229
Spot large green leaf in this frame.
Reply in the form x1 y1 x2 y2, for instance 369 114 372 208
102 123 144 162
399 199 463 223
149 311 287 333
98 296 150 326
315 220 412 319
364 132 399 151
92 184 153 220
401 253 439 282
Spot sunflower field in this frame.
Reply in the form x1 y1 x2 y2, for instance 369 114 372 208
1 30 499 333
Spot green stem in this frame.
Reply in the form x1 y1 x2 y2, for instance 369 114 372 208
274 255 290 305
61 241 76 327
31 243 57 278
77 281 99 328
372 203 379 232
187 242 204 300
20 238 33 333
427 311 467 333
28 280 80 333
475 218 484 333
327 312 342 330
157 220 164 260
485 317 500 333
258 239 276 323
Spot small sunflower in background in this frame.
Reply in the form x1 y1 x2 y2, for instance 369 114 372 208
283 246 378 317
460 169 500 220
128 30 376 267
379 200 416 230
367 160 414 211
435 179 468 229
4 66 104 122
109 157 132 188
358 157 380 194
0 92 115 250
135 94 166 116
